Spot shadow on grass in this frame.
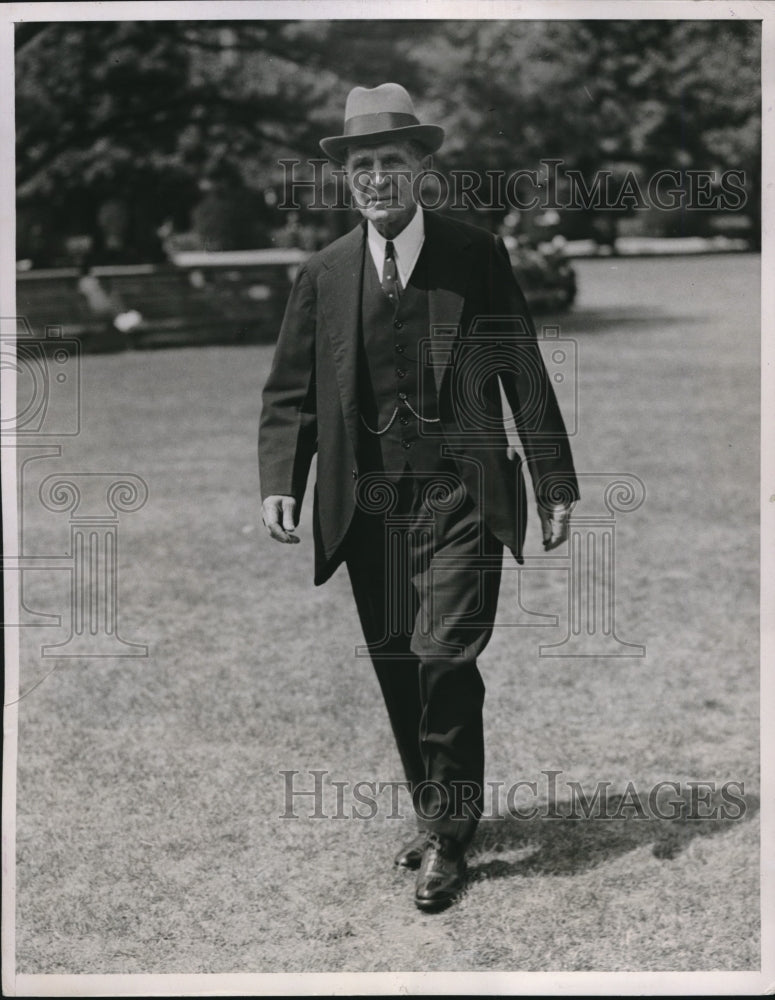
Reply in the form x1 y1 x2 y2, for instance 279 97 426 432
467 788 758 882
541 306 705 336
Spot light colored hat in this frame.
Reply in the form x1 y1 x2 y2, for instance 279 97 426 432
320 82 444 163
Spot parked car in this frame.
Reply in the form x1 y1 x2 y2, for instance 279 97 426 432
506 236 577 312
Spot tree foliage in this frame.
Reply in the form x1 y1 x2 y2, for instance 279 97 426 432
15 18 761 257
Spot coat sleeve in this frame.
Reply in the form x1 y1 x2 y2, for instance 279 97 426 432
491 236 580 507
258 263 318 507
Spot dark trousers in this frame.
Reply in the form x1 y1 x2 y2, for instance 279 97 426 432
344 469 503 845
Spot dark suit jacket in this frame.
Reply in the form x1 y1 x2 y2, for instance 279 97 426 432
259 210 579 584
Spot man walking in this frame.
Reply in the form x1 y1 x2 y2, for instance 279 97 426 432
259 83 578 911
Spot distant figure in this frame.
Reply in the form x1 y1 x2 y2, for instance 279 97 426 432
272 210 321 252
191 162 268 251
85 197 166 267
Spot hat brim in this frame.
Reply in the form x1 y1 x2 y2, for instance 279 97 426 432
319 124 444 163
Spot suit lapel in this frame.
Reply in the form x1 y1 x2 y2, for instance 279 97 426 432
319 212 473 446
318 223 365 453
423 211 472 395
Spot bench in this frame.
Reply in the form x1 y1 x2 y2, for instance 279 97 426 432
171 249 307 344
15 269 120 351
15 251 308 352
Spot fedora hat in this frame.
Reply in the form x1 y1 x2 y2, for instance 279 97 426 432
319 82 444 163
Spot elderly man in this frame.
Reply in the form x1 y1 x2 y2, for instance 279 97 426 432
259 83 578 911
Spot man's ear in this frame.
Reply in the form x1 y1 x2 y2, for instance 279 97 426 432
421 153 433 172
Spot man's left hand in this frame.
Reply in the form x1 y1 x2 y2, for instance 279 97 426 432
539 503 573 551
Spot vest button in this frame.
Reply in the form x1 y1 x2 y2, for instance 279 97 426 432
352 469 357 479
399 415 409 425
398 392 407 400
394 320 404 330
395 344 405 354
401 440 411 450
396 368 407 378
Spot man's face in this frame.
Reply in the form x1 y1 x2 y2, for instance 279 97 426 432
345 140 429 238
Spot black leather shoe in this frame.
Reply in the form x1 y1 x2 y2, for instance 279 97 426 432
394 832 428 870
414 833 466 912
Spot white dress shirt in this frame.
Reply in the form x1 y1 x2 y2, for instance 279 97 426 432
367 207 425 289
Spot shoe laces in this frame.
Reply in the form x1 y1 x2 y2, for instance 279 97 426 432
425 832 452 857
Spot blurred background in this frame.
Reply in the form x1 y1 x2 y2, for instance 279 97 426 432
14 19 761 348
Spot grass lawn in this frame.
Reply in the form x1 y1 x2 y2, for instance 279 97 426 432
12 253 760 975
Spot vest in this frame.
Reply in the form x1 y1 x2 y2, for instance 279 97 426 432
357 244 449 478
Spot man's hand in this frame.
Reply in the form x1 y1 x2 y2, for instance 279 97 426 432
262 495 299 544
538 503 573 551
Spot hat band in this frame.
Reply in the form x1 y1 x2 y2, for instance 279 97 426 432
343 111 420 137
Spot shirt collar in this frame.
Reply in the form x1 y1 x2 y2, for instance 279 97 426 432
367 207 425 287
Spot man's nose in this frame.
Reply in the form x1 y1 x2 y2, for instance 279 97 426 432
372 165 390 187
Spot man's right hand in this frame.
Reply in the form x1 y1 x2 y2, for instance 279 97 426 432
262 495 299 544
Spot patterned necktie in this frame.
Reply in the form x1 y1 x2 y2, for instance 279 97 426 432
381 240 402 303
